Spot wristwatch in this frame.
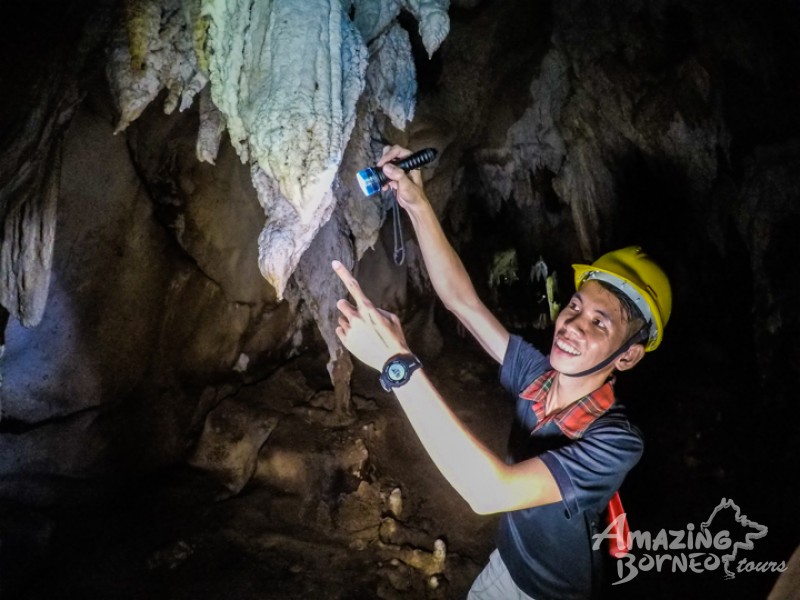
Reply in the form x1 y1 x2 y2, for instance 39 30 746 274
380 353 423 391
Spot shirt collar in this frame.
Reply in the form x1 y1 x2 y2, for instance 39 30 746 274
519 369 616 439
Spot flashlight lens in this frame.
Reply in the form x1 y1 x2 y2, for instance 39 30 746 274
357 168 381 196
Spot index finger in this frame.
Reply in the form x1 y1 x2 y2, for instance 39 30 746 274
332 260 370 307
377 145 412 167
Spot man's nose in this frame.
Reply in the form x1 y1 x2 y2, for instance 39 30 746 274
563 312 587 335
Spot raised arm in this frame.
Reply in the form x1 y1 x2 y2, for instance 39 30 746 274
332 261 561 514
378 146 510 363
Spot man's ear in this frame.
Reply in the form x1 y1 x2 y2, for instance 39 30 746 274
614 344 646 372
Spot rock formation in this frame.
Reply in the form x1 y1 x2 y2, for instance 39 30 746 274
101 0 450 416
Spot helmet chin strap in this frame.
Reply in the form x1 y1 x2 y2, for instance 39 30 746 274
561 326 650 378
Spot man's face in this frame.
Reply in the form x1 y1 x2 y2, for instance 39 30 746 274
549 280 633 375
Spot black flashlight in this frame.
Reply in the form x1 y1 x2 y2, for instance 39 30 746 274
356 148 438 196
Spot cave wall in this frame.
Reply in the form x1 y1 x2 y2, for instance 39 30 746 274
0 75 303 490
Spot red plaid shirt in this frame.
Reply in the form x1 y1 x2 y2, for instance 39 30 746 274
519 369 616 439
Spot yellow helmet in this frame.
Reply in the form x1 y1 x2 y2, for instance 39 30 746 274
572 246 672 351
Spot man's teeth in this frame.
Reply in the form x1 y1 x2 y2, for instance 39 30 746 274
556 339 580 356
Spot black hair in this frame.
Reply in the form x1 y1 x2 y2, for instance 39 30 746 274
595 279 647 338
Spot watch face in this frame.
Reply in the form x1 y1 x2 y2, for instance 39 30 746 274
387 361 407 382
380 354 421 391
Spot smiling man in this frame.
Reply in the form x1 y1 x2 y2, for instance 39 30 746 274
332 146 672 599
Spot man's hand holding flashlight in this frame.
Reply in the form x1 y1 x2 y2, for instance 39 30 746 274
333 260 411 372
377 145 430 212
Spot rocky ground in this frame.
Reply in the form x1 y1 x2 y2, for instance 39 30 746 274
4 334 506 600
2 325 794 600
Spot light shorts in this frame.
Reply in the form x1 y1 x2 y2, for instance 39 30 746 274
468 549 537 600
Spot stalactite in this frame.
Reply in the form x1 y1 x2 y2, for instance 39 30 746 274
0 65 80 329
108 0 449 296
365 23 417 130
352 0 450 57
106 0 450 413
108 0 207 134
195 85 225 165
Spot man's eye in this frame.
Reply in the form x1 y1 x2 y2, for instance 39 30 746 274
593 319 607 330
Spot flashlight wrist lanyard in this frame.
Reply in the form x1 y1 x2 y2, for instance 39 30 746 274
355 148 438 267
391 189 405 265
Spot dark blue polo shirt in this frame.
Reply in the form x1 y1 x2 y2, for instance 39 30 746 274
496 335 643 599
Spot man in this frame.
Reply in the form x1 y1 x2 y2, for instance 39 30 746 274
332 146 672 599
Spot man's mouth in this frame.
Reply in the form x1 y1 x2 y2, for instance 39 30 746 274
555 337 581 356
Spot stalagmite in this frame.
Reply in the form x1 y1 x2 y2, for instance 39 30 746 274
390 537 447 576
388 486 403 518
